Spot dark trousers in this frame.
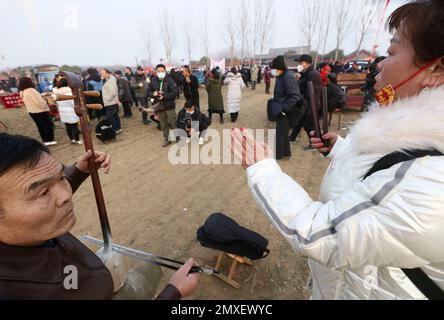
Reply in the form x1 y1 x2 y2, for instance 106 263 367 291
29 112 54 142
230 112 239 123
131 89 139 107
276 116 291 160
65 123 80 141
159 108 177 141
122 101 133 117
251 81 257 90
137 97 149 122
265 82 271 94
290 107 316 141
209 111 224 123
104 104 121 131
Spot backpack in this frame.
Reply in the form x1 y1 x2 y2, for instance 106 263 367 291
196 213 270 260
95 120 116 143
364 149 444 300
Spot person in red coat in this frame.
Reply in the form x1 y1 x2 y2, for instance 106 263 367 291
320 64 331 87
264 66 272 94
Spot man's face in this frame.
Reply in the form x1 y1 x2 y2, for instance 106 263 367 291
182 69 190 77
0 153 75 246
137 69 144 75
125 68 131 75
375 31 427 100
100 70 109 80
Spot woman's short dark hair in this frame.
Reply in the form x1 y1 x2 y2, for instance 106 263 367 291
57 78 69 88
388 0 444 65
18 77 35 91
211 68 220 80
231 67 237 75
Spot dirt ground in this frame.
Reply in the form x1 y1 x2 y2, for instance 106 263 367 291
0 82 360 300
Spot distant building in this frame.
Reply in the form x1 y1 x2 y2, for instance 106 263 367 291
344 50 374 62
255 46 311 66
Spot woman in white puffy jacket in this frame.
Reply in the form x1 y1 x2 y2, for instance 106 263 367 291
224 67 246 123
53 77 82 144
231 0 444 300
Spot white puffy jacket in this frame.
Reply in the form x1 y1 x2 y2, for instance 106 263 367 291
246 87 444 300
224 73 245 114
53 87 79 124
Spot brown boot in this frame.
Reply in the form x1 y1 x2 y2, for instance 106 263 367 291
162 141 172 148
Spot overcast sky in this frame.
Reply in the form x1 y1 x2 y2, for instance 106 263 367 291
1 0 408 68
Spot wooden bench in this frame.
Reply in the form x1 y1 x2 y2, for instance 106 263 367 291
337 73 367 111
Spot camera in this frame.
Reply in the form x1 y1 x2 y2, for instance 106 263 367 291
183 113 193 130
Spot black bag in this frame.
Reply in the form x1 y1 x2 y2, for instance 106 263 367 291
197 213 270 260
364 149 444 300
95 120 116 143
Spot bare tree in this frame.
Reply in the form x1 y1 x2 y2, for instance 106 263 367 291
238 0 251 62
183 10 195 65
319 1 332 61
160 10 176 64
201 7 210 65
139 20 154 67
298 0 321 51
251 0 263 64
334 0 353 61
355 0 383 54
258 0 275 65
222 6 238 65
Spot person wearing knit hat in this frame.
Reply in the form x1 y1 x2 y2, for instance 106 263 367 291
269 55 304 160
270 55 287 72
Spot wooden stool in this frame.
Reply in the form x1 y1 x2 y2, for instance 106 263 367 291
213 252 253 289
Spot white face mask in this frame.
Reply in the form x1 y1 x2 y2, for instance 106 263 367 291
157 72 166 80
271 69 278 77
186 110 195 115
297 65 304 73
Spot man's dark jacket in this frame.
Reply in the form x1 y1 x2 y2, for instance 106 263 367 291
177 107 211 133
271 70 305 127
147 75 178 113
0 165 181 300
182 75 200 107
299 65 322 111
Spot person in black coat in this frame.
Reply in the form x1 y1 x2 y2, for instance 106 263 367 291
326 73 342 111
147 64 179 147
290 54 322 150
177 100 211 140
115 71 133 118
181 66 200 108
269 55 304 160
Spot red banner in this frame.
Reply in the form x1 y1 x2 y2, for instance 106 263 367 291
372 0 391 57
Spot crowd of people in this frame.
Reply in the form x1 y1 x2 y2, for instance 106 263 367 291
1 0 443 301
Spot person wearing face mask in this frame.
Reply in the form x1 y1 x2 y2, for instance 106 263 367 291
177 100 211 143
269 56 304 160
231 0 444 300
289 54 322 149
147 64 179 147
